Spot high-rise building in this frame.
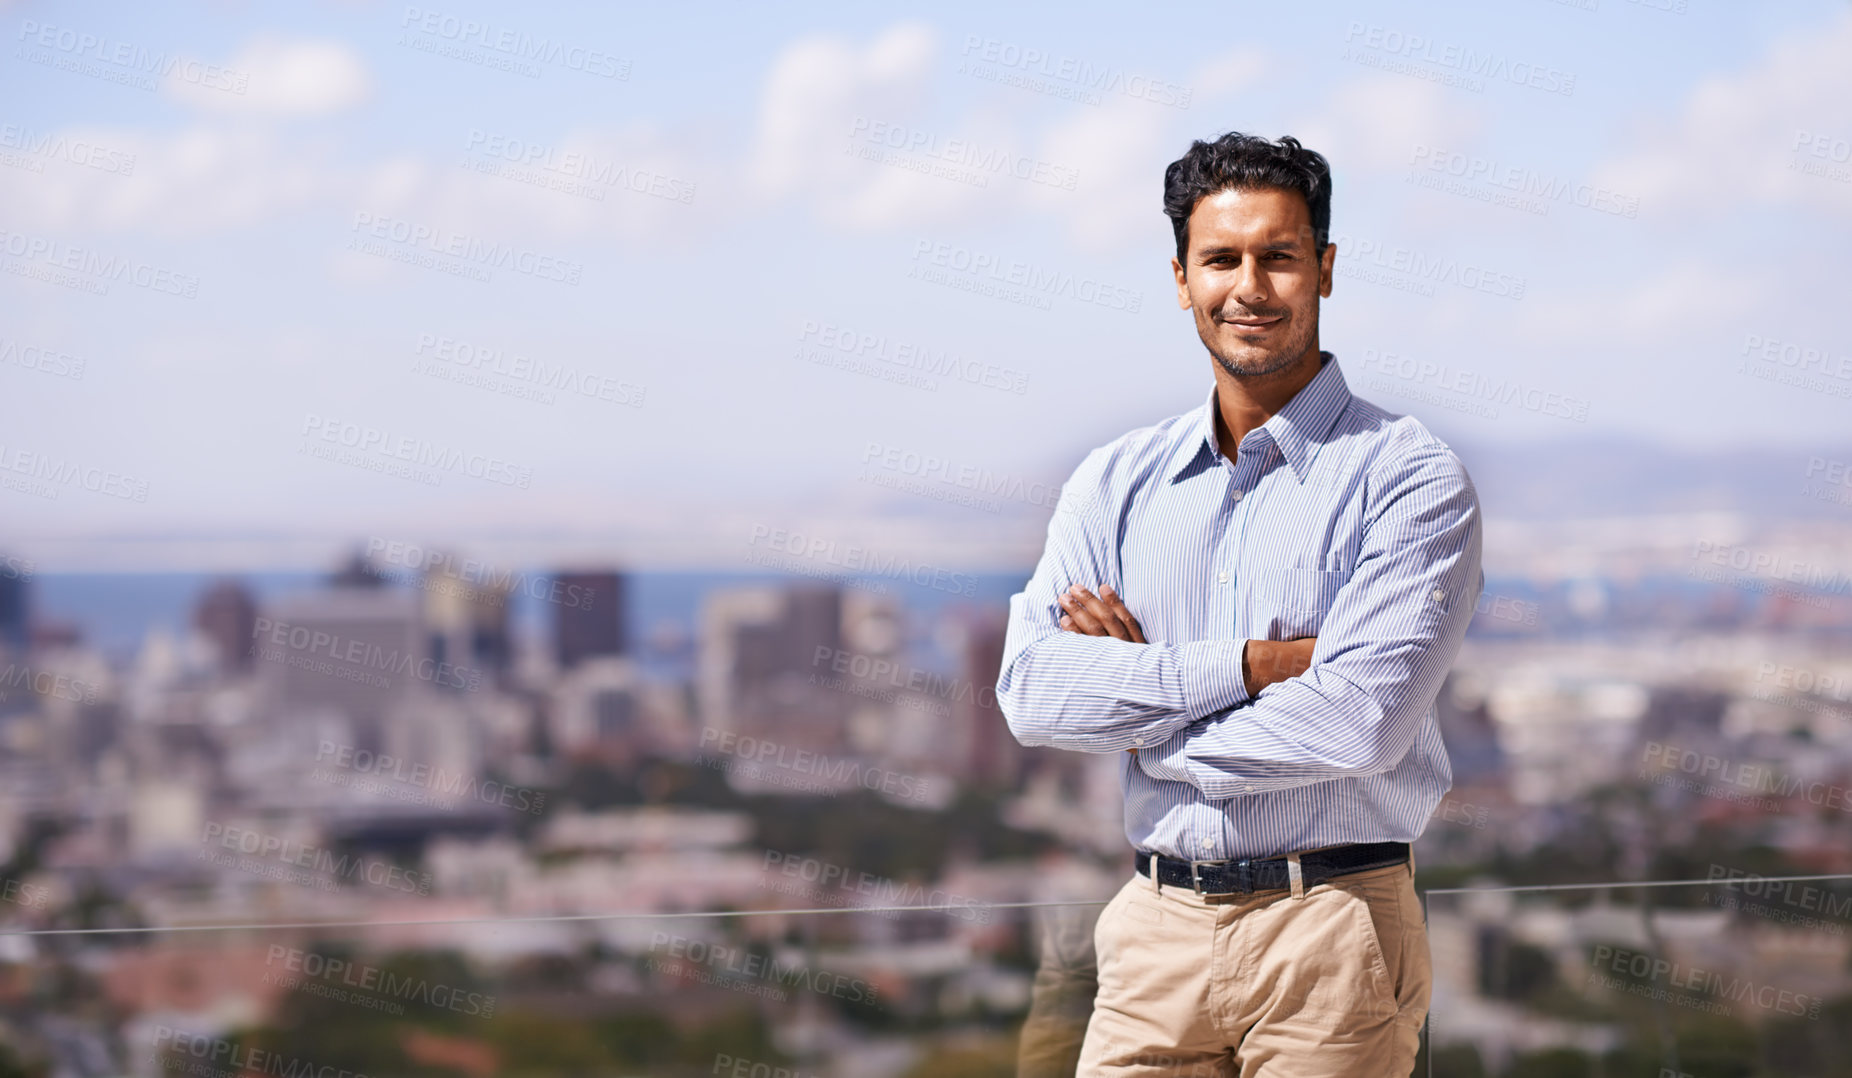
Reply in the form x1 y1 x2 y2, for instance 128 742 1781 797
698 583 901 760
420 551 512 685
257 585 422 748
548 657 641 761
330 549 391 589
553 570 625 670
193 578 258 673
0 554 29 656
957 608 1024 789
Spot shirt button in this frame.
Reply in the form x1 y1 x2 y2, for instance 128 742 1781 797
1217 570 1229 584
1230 489 1243 503
1431 588 1446 602
1200 837 1214 851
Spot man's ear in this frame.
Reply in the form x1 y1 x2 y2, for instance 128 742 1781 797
1318 241 1337 299
1173 256 1191 311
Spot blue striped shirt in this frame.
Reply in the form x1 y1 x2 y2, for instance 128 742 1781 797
996 353 1483 862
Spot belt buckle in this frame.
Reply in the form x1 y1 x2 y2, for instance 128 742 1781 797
1189 858 1247 896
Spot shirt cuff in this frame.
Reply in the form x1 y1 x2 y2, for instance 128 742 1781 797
1177 639 1250 718
1137 723 1197 785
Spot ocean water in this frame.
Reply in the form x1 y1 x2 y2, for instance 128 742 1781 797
28 569 1034 672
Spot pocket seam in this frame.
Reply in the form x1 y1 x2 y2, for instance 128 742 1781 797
1256 568 1348 614
1347 889 1400 1019
1118 895 1164 926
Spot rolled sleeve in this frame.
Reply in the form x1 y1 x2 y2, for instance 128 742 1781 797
1137 723 1197 785
1179 639 1250 717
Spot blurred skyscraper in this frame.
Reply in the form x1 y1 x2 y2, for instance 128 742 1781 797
0 556 29 656
550 658 642 762
258 583 421 751
554 570 626 669
420 551 512 684
957 608 1024 789
330 550 391 589
192 578 257 674
698 582 902 761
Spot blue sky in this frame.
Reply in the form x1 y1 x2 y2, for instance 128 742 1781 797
2 0 1849 571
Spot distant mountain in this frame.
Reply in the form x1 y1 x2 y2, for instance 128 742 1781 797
1448 438 1852 520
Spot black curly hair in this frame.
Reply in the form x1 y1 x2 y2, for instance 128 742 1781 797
1163 132 1333 265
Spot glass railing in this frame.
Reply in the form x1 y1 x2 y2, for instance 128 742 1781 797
1423 873 1852 1077
0 894 1115 1077
4 872 1848 1075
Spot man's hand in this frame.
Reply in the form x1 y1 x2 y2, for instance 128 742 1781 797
1056 585 1146 753
1055 585 1145 643
1242 637 1317 696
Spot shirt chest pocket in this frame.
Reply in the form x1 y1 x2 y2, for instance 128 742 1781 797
1249 568 1348 641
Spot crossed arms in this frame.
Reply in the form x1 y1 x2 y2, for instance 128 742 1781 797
1056 585 1316 702
994 443 1483 799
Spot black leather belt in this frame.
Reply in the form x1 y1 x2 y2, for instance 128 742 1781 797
1133 842 1409 896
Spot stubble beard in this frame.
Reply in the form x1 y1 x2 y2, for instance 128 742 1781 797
1204 299 1319 382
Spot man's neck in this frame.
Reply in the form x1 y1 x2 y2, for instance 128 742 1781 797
1213 348 1325 462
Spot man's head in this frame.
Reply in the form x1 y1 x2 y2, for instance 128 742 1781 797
1165 133 1335 381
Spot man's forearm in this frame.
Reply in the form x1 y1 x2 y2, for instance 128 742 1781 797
996 619 1249 753
1002 586 1315 751
1241 638 1316 696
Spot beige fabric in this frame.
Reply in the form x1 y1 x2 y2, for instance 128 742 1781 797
1076 860 1431 1077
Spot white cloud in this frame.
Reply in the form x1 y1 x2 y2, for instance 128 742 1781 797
743 20 1195 248
1036 99 1177 252
1293 75 1484 172
164 35 372 116
0 118 709 245
747 22 1059 232
1510 258 1775 344
0 125 337 236
746 22 937 201
360 124 712 244
1591 8 1852 219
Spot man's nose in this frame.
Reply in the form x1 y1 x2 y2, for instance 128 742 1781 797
1230 256 1269 306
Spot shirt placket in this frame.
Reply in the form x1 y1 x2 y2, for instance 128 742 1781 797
1192 442 1266 861
1192 448 1251 863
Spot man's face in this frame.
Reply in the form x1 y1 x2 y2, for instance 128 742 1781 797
1172 186 1336 380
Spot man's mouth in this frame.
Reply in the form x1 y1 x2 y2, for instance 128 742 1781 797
1223 315 1283 331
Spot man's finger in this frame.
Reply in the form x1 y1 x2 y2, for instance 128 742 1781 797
1098 585 1147 644
1057 589 1112 636
1067 587 1134 641
1085 586 1145 644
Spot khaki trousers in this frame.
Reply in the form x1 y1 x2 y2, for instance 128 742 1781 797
1076 860 1431 1077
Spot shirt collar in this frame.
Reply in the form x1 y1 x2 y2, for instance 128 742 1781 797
1168 351 1352 484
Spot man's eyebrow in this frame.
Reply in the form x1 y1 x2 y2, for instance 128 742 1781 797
1196 239 1304 258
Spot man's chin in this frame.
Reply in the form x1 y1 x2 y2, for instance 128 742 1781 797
1214 348 1294 378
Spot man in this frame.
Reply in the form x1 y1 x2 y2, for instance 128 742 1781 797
996 131 1483 1076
